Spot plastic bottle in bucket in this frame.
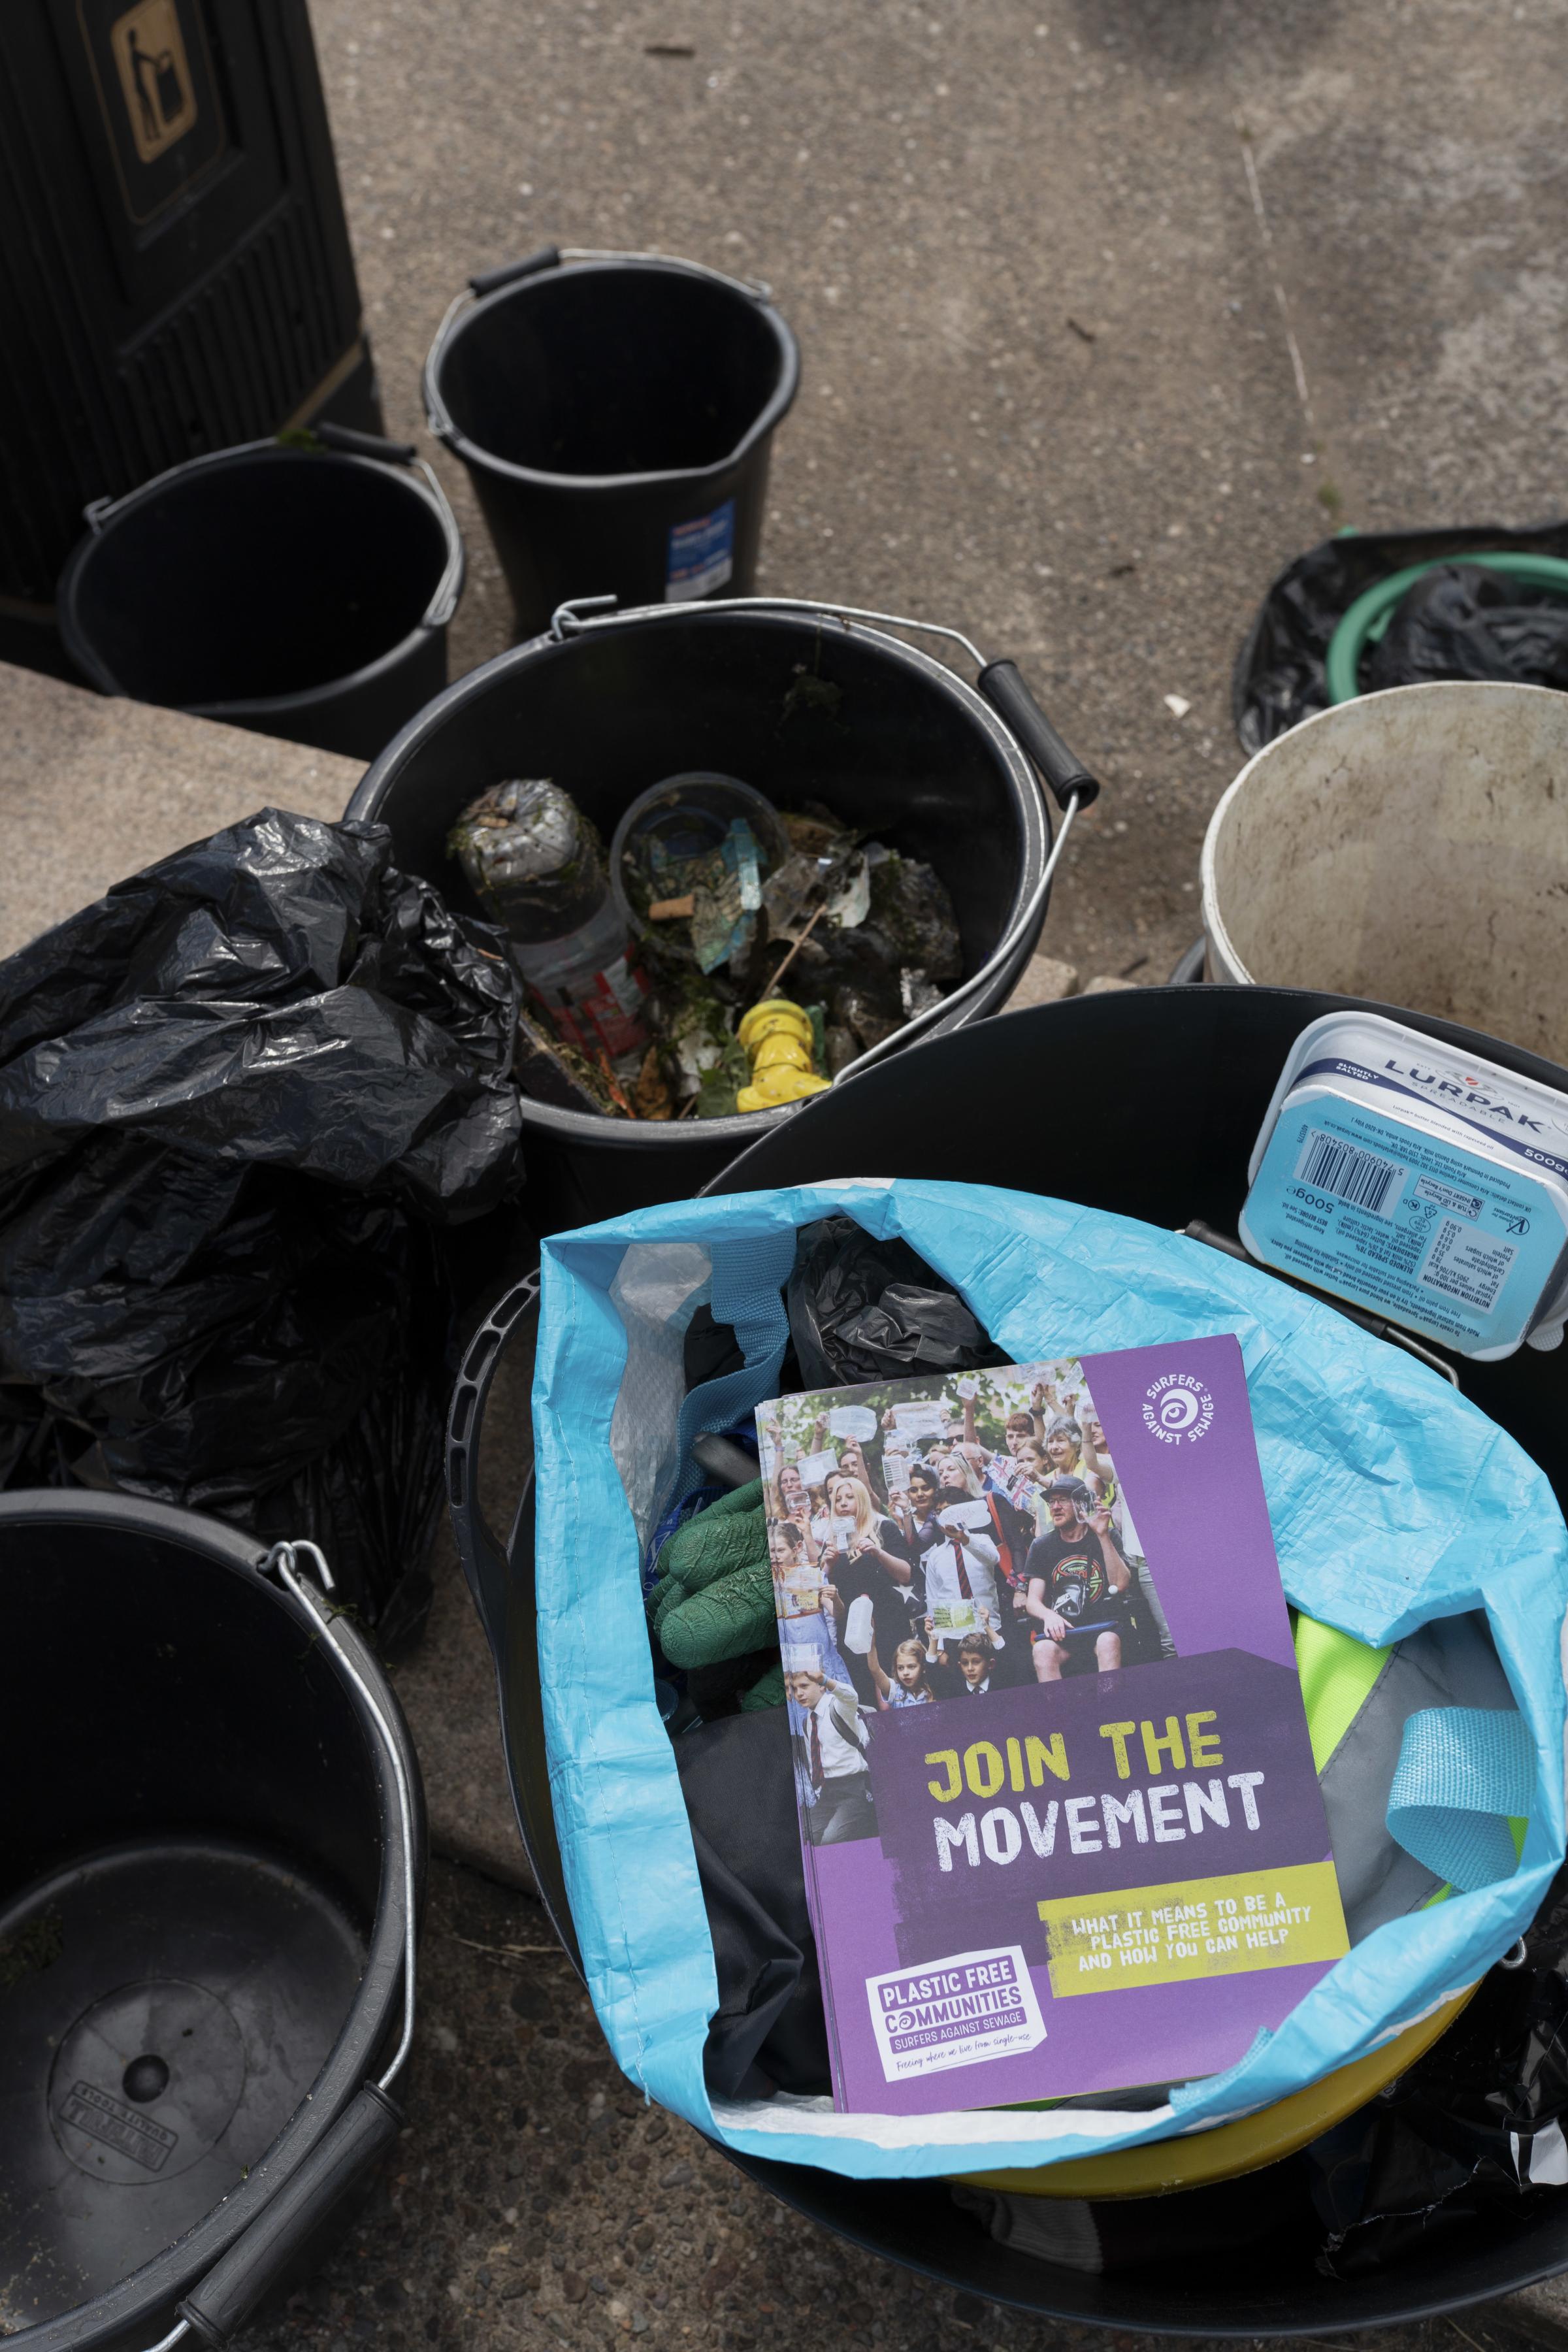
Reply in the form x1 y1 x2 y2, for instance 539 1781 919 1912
448 779 649 1058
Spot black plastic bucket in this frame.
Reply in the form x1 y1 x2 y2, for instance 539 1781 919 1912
446 985 1568 2335
423 247 798 640
57 426 465 762
0 1494 423 2351
350 594 1096 1232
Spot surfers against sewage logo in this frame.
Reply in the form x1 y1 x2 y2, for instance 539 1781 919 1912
1142 1369 1215 1445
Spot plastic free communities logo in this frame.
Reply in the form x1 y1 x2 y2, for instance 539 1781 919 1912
1141 1371 1215 1446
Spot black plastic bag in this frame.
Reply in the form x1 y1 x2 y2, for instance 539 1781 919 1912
785 1214 1007 1388
1233 521 1568 751
1367 563 1568 696
1309 1861 1568 2276
0 809 522 1648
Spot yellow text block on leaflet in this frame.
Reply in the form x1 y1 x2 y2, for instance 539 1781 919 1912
1038 1862 1347 1997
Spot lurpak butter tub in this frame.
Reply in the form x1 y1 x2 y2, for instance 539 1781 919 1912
1241 1010 1568 1360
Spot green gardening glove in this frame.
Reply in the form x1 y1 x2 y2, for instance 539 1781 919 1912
649 1480 778 1667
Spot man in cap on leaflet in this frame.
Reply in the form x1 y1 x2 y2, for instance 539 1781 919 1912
1023 1474 1132 1680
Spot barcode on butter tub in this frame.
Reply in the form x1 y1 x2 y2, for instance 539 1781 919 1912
1294 1128 1407 1217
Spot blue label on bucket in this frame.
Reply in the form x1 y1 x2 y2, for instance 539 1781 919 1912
665 500 736 602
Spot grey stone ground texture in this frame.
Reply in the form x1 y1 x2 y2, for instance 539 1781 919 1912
8 0 1568 2341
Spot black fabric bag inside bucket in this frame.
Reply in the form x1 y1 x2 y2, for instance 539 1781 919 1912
674 1712 829 2100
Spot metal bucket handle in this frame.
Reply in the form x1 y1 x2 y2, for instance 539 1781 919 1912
444 1272 584 1968
139 1539 420 2352
546 591 1102 1083
82 427 465 634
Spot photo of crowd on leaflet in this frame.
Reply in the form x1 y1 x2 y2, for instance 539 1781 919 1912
762 1360 1177 1844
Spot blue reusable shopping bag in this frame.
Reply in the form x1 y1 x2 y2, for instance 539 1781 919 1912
531 1179 1568 2180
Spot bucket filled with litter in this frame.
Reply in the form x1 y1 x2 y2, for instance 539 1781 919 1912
0 1493 420 2349
1201 680 1568 1063
423 246 798 641
446 983 1568 2335
57 425 465 761
351 592 1096 1230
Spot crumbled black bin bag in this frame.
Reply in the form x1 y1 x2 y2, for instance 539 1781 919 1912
1233 520 1568 751
1366 563 1568 696
1310 1859 1568 2277
787 1213 1007 1388
0 808 522 1649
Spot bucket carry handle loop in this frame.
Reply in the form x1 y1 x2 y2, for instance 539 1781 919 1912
447 1270 542 1653
466 242 774 305
311 419 419 464
1387 1703 1537 1893
1182 1218 1462 1386
265 1540 420 2094
136 1540 419 2352
468 243 563 296
547 592 1097 811
82 430 417 533
549 592 1098 1081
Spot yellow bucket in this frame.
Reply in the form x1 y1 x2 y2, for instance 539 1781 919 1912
954 1986 1473 2201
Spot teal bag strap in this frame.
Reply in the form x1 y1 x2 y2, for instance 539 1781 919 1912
1386 1706 1536 1892
670 1230 794 1503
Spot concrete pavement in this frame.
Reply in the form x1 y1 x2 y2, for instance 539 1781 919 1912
308 0 1568 987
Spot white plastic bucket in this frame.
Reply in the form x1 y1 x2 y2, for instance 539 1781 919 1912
1201 681 1568 1064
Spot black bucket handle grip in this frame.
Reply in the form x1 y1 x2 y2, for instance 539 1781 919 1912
311 419 419 465
469 245 563 297
446 1270 542 1651
172 2085 404 2349
976 659 1100 812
